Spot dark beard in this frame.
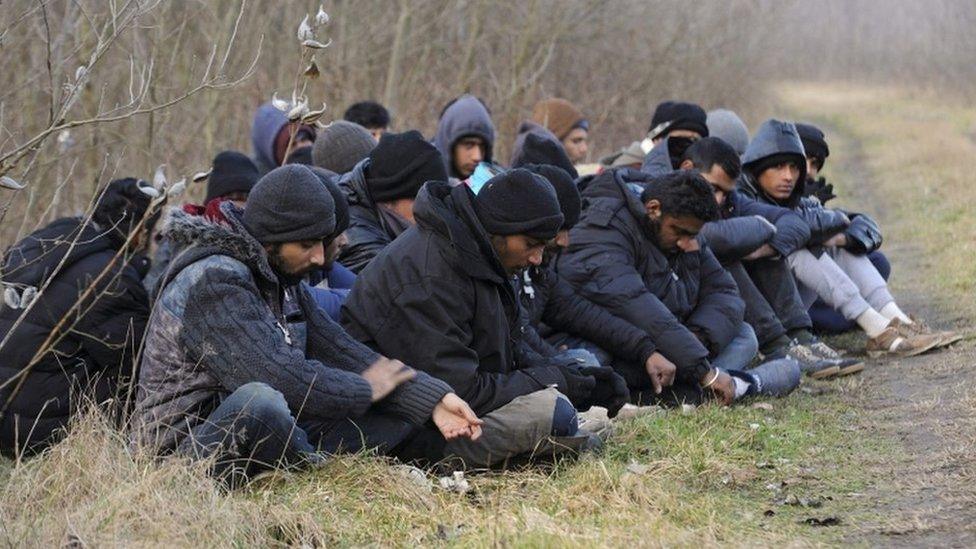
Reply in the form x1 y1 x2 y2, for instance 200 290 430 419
643 215 672 257
267 249 309 287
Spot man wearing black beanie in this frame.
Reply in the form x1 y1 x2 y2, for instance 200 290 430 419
640 100 710 172
336 130 448 273
134 165 482 486
343 171 602 468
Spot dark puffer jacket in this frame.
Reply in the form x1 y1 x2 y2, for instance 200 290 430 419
518 263 657 366
342 182 569 416
557 168 744 382
739 119 845 250
0 217 149 455
132 205 450 453
641 135 810 260
335 159 407 273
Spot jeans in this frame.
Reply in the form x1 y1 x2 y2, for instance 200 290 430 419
809 251 891 333
709 322 759 372
727 261 786 348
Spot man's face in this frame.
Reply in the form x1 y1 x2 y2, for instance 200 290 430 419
491 234 548 275
266 240 325 282
562 128 589 164
366 126 386 142
689 162 736 207
652 128 702 145
644 199 705 254
806 157 821 179
323 232 348 269
452 136 486 178
757 160 800 201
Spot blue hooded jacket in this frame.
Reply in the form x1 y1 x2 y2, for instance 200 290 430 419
250 102 290 175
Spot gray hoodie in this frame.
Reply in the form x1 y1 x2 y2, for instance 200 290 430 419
433 95 495 179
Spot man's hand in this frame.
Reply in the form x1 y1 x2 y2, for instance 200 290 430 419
644 352 676 394
677 238 701 253
743 243 777 261
823 233 848 248
432 393 483 441
361 357 415 402
700 368 734 406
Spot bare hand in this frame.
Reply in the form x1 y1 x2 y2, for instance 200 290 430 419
823 233 848 248
677 238 701 253
361 357 415 402
644 352 676 394
432 393 483 441
701 369 735 406
743 243 777 261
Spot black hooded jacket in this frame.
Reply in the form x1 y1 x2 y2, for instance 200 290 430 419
739 120 847 249
341 182 568 416
557 169 744 382
0 217 149 454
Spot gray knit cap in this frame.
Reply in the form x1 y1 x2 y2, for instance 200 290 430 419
243 165 336 243
312 121 376 174
706 109 750 155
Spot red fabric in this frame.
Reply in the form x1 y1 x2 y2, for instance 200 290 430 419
182 197 231 225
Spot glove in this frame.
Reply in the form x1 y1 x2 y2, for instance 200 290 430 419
844 214 883 254
554 359 597 406
804 176 836 204
578 364 630 418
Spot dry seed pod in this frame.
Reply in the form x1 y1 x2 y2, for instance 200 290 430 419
297 14 313 42
0 175 24 190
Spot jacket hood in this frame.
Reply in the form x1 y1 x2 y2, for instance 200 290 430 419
413 181 506 283
433 95 495 178
250 101 289 172
580 168 655 238
740 119 807 207
160 203 277 287
338 158 375 210
640 137 676 178
2 217 115 287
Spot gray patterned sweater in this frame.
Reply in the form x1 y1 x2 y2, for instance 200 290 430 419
132 205 451 452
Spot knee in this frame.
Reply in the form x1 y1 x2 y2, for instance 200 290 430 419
738 322 759 355
550 396 579 437
869 251 891 280
231 382 289 417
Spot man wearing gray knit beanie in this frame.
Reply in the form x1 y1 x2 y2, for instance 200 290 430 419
312 120 377 175
134 164 482 487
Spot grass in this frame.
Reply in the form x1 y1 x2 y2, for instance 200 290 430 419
3 81 974 547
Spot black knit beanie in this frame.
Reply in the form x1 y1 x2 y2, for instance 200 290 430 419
243 165 336 243
309 166 350 236
512 132 579 179
648 101 709 139
206 151 260 203
520 163 581 229
794 122 830 162
366 130 447 202
474 168 563 240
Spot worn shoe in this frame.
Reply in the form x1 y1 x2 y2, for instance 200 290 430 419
866 325 942 358
896 317 963 348
806 340 865 376
786 342 840 379
731 358 802 398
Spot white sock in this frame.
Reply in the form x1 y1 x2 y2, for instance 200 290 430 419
732 376 751 399
880 302 912 324
856 308 891 338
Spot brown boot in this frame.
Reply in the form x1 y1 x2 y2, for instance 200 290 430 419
866 324 942 358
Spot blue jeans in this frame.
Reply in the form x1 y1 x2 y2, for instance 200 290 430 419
178 382 414 487
709 322 759 372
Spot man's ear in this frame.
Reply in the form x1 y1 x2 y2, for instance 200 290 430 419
644 199 662 219
678 159 694 171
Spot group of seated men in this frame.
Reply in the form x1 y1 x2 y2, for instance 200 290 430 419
0 95 958 486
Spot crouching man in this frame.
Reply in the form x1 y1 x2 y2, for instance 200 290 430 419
343 170 599 468
132 165 481 487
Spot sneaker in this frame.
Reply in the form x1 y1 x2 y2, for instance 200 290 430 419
732 358 802 398
806 340 865 376
866 325 942 358
896 317 963 348
786 342 840 379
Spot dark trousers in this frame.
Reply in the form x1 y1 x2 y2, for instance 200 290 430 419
809 251 891 333
177 382 414 487
727 261 786 347
744 257 812 337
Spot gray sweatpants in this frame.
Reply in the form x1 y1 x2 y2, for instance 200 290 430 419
787 248 894 321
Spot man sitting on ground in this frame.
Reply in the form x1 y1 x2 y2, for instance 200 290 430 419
133 165 481 487
433 94 495 182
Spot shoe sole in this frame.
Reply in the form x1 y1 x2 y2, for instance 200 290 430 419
836 362 865 376
867 337 942 359
808 365 841 379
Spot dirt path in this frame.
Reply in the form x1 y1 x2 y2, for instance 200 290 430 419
824 127 976 547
